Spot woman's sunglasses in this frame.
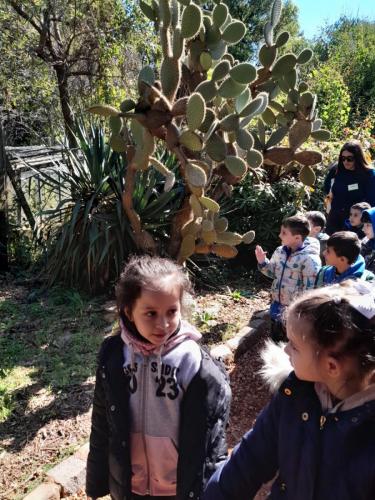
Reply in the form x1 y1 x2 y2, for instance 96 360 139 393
340 155 355 163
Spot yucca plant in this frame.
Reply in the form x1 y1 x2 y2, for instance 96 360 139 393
41 117 182 291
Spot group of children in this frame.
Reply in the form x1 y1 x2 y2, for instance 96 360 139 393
255 204 375 342
86 240 375 499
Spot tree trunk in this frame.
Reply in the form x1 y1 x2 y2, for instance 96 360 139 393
55 65 77 152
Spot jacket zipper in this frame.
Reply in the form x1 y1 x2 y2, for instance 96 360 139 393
141 357 151 495
278 250 290 303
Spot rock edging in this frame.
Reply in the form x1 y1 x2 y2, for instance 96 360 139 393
210 309 269 363
23 443 89 499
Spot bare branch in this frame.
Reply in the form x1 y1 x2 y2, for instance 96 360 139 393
7 1 43 35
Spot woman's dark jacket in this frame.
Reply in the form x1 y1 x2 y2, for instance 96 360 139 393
203 372 375 500
324 163 375 234
86 334 231 500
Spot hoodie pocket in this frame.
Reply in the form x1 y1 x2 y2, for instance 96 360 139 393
147 435 178 494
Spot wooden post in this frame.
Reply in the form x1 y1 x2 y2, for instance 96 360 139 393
0 126 36 232
0 122 9 270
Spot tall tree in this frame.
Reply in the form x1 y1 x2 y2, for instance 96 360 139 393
2 1 158 146
314 17 375 124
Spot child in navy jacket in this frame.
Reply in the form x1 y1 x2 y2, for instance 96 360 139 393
344 202 370 239
361 207 375 273
203 281 375 500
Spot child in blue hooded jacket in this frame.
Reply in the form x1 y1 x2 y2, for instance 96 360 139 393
203 281 375 500
361 207 375 273
315 231 374 286
344 202 371 240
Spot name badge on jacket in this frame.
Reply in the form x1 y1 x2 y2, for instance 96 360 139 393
348 183 359 191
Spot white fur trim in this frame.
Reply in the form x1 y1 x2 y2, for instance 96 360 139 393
258 340 293 393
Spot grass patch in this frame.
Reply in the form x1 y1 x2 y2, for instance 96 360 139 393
0 286 107 423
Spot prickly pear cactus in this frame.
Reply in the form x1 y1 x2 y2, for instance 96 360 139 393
88 0 330 263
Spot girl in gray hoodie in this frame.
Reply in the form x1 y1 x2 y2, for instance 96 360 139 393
86 255 231 500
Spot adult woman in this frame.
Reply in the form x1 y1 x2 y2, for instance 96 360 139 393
324 141 375 234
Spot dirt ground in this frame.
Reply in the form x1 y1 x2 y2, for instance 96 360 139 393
0 277 272 499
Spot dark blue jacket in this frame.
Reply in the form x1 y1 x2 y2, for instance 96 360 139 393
344 219 366 239
361 208 375 273
324 164 375 214
203 373 375 500
315 254 374 286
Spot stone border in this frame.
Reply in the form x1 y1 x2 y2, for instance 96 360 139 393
23 443 89 499
210 309 269 363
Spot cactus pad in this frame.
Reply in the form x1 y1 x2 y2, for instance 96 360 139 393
297 48 313 65
195 80 217 102
288 120 312 150
230 63 257 84
299 165 316 186
187 93 206 131
212 244 238 258
180 130 203 151
213 3 229 28
311 129 331 141
294 150 322 166
200 196 220 213
181 3 202 39
242 230 256 244
225 156 247 177
222 21 246 45
87 104 119 116
211 60 231 82
246 149 264 168
186 162 207 187
218 77 247 98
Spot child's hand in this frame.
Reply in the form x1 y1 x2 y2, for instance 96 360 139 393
255 245 267 264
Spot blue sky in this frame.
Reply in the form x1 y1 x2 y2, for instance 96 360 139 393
295 0 375 39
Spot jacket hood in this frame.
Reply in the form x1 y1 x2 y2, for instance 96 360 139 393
362 207 375 234
120 319 201 379
258 340 292 393
282 236 320 257
323 254 366 283
259 341 375 411
304 236 321 254
120 319 201 356
317 232 329 242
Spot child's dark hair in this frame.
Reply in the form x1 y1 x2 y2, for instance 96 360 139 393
306 211 326 230
351 202 371 212
361 210 373 224
287 281 375 376
282 215 310 239
327 231 360 264
115 255 193 324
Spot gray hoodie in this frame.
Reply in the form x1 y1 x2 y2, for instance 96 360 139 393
121 320 202 496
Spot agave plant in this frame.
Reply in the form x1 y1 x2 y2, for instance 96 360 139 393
88 0 331 264
41 117 182 291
